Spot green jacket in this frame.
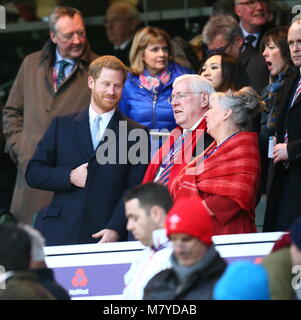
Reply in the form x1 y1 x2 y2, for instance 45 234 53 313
262 247 295 300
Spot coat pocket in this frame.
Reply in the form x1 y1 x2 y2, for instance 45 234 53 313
42 205 63 219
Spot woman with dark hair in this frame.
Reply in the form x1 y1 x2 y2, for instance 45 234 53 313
261 26 295 131
119 26 194 132
199 53 249 92
259 26 295 194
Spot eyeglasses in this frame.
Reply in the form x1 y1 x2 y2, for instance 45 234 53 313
58 30 86 41
235 0 268 8
168 92 202 104
204 40 233 57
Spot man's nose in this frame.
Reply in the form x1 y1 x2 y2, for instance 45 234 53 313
126 220 133 231
72 34 81 44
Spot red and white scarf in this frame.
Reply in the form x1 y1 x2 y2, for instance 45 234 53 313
171 132 261 215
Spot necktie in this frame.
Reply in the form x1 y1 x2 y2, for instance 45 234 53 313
156 131 189 185
242 35 257 57
57 60 70 89
245 35 256 48
91 115 102 150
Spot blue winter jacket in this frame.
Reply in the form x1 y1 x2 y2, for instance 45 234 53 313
119 62 194 131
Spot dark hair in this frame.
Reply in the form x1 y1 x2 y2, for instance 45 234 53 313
124 182 173 214
260 26 293 67
200 53 249 92
0 224 31 271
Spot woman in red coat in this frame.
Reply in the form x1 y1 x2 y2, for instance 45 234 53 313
171 87 264 235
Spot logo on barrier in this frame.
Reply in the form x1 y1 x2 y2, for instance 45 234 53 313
69 268 89 296
0 265 6 289
292 5 301 23
71 268 88 287
0 5 5 30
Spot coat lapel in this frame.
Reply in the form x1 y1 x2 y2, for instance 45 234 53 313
282 71 300 110
239 45 257 66
73 108 94 157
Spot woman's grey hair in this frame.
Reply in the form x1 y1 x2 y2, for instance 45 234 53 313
173 74 216 95
211 87 265 131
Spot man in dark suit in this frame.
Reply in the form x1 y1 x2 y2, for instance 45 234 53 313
25 55 149 246
202 13 269 94
104 1 141 66
234 0 271 92
264 18 301 231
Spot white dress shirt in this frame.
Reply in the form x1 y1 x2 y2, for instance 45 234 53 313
89 106 115 144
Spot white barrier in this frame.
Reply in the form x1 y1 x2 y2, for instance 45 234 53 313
45 232 285 300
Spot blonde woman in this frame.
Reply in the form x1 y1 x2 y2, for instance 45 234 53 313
119 26 194 131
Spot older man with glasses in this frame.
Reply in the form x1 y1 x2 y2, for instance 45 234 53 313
143 74 215 191
235 0 271 41
234 0 271 91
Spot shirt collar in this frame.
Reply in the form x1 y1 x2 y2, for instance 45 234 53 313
55 48 75 66
114 37 132 50
183 116 204 134
151 229 169 251
240 23 260 42
89 105 115 125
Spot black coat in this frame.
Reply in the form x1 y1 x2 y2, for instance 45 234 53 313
108 40 132 67
239 45 269 94
143 246 226 300
26 108 149 245
264 70 301 231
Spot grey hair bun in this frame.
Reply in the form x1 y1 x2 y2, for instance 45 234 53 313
219 86 266 131
236 87 266 116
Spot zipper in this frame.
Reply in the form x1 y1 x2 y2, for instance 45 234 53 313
152 94 158 129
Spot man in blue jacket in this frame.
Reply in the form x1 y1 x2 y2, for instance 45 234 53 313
25 55 149 246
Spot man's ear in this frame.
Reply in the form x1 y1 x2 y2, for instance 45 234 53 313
234 3 242 18
88 76 95 90
149 205 164 225
234 36 244 49
200 93 209 108
50 31 57 44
